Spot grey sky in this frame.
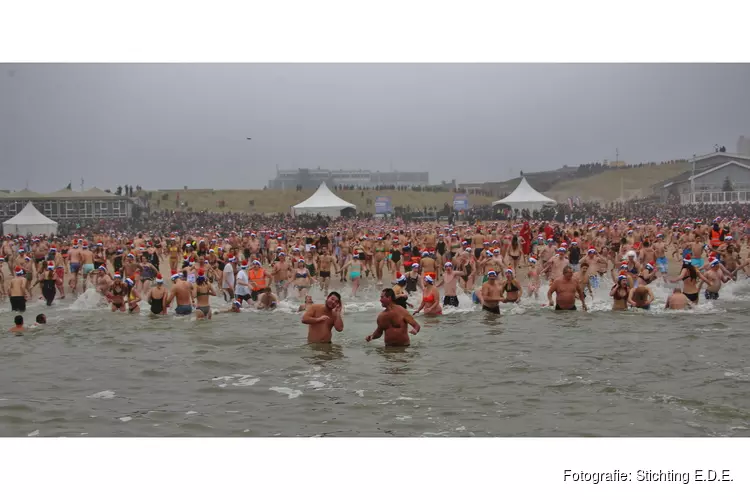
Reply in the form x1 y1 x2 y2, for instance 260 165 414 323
1 64 749 192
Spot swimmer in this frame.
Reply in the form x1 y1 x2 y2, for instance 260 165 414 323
298 295 313 312
35 314 47 325
8 266 29 313
436 261 464 308
479 270 503 314
222 299 243 313
147 274 168 315
9 315 25 335
665 288 691 310
548 265 587 311
168 273 194 315
414 275 442 316
257 288 279 310
194 270 215 319
628 281 654 310
501 268 522 303
108 273 127 312
301 291 343 343
366 288 421 347
124 277 141 314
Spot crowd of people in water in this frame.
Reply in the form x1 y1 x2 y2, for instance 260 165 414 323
3 205 750 345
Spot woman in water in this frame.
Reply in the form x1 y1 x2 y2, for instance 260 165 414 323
194 270 215 319
108 273 127 312
667 255 710 305
501 268 523 303
414 275 442 316
341 254 363 296
124 277 141 314
147 273 168 315
293 258 312 299
610 272 630 311
508 235 523 271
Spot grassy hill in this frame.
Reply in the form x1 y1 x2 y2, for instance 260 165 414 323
145 188 497 214
543 162 691 202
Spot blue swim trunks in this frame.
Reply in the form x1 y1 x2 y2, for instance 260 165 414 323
589 275 600 289
656 256 668 273
691 258 703 268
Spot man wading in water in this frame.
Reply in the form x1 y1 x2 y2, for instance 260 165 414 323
547 265 587 311
301 291 343 343
366 288 421 347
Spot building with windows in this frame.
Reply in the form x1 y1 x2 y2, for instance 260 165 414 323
660 152 750 204
268 168 429 190
0 187 134 221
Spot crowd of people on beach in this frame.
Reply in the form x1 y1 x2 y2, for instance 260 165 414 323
3 201 750 344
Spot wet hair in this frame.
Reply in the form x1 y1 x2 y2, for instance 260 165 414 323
511 235 519 248
36 314 46 324
327 291 341 302
681 261 697 280
14 315 23 326
381 288 396 301
562 265 573 274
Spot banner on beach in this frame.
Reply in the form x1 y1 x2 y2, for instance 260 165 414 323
375 196 392 214
453 194 469 211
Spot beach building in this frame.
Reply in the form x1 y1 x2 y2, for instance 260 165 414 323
0 187 134 220
659 152 750 204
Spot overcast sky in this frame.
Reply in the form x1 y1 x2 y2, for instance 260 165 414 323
1 64 749 192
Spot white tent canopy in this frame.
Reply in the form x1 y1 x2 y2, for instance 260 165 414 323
292 182 356 217
491 177 557 213
2 202 59 236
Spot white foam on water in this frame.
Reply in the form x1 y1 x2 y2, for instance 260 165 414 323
68 289 108 311
87 390 115 399
395 415 412 421
119 416 132 422
307 380 325 389
355 390 364 397
28 430 40 437
455 426 466 431
269 387 303 399
186 411 198 415
232 377 260 387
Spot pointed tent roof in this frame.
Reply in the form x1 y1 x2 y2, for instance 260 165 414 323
3 202 57 225
293 182 356 210
492 177 557 206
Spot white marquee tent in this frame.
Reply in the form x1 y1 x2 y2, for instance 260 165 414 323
491 177 557 213
2 202 59 235
292 182 356 217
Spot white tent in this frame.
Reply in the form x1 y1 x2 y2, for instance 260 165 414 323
491 177 557 213
2 202 59 236
292 182 356 217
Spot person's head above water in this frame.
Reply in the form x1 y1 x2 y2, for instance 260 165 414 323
36 314 46 324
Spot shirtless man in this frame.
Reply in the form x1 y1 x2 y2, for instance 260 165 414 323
94 265 112 296
437 261 464 308
542 248 570 281
272 252 292 299
80 243 95 292
628 282 655 310
8 266 29 313
665 288 691 310
653 234 669 275
168 274 194 316
257 288 279 310
317 248 335 294
366 288 421 347
301 291 344 343
479 270 503 314
547 265 587 311
700 259 723 300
